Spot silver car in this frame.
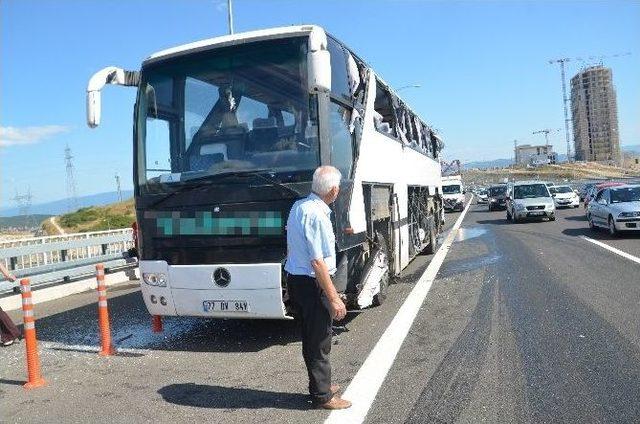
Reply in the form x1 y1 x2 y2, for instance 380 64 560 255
506 181 556 222
587 184 640 236
477 189 488 204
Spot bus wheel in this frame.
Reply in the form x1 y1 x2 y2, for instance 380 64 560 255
372 231 390 307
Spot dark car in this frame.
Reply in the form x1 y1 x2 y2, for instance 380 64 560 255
579 183 597 201
487 185 508 211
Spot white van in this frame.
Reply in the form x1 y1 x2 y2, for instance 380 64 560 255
442 175 465 212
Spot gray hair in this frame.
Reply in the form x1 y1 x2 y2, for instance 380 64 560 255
312 166 342 196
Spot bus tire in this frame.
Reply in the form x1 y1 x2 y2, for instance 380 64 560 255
372 231 390 307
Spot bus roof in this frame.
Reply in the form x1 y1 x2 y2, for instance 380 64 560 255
145 25 323 65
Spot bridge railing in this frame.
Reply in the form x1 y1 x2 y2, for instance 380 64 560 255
0 228 136 293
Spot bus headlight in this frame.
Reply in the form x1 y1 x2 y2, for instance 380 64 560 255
143 272 167 287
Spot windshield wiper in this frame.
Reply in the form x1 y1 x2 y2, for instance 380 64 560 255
149 169 302 208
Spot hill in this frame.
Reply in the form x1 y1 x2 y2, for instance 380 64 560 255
0 214 52 229
623 144 640 154
465 161 640 185
465 145 640 170
44 198 136 234
0 190 134 217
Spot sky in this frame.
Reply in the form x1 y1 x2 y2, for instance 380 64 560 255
1 0 639 208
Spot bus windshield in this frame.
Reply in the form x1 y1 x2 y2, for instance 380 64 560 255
136 37 319 190
442 185 461 194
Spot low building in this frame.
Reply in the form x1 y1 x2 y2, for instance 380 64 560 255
515 144 557 166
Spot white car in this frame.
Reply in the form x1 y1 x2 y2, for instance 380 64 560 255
477 189 488 204
506 181 555 222
549 185 580 208
587 184 640 235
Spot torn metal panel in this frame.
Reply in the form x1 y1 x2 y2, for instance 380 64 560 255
347 53 361 96
356 249 387 309
349 108 361 134
370 186 391 220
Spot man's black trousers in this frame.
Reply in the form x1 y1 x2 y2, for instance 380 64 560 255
287 273 333 404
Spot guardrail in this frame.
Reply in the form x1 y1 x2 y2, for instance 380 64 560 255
0 229 136 293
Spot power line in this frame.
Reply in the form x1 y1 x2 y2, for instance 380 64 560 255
115 173 123 202
64 144 79 212
12 188 33 228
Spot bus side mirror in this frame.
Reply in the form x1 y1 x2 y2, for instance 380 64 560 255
307 50 331 93
87 91 101 128
86 66 140 128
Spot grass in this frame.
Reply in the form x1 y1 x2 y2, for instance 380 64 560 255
52 198 136 233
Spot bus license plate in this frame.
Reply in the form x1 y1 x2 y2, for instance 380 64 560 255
203 300 249 313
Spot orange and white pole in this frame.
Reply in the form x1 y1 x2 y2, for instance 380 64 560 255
151 315 163 333
96 264 115 356
20 278 46 389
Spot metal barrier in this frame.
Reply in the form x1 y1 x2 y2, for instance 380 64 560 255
0 229 136 293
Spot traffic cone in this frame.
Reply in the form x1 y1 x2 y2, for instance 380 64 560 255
96 264 115 356
20 278 46 389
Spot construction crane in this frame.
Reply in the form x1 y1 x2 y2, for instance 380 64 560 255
441 159 462 177
548 52 631 163
531 128 553 153
532 129 561 164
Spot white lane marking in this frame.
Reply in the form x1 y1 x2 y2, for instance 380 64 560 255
580 236 640 265
325 197 474 424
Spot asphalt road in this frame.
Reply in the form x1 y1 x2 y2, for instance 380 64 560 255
1 201 639 423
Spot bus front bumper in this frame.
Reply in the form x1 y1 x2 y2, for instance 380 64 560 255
139 260 291 319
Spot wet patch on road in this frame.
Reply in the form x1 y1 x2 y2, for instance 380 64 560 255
436 225 502 279
454 225 487 242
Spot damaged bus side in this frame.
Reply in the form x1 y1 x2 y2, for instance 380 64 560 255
331 43 444 308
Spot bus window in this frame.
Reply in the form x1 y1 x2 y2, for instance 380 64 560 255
412 115 422 150
422 124 431 154
185 77 220 150
328 101 354 177
144 118 172 180
328 37 351 102
374 81 397 138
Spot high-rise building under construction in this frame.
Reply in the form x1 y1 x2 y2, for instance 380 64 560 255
570 66 620 163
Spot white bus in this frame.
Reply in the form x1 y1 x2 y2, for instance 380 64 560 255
86 25 444 319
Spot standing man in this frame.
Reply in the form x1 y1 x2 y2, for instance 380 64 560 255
285 166 351 410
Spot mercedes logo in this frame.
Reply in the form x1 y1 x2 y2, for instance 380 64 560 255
213 268 231 287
